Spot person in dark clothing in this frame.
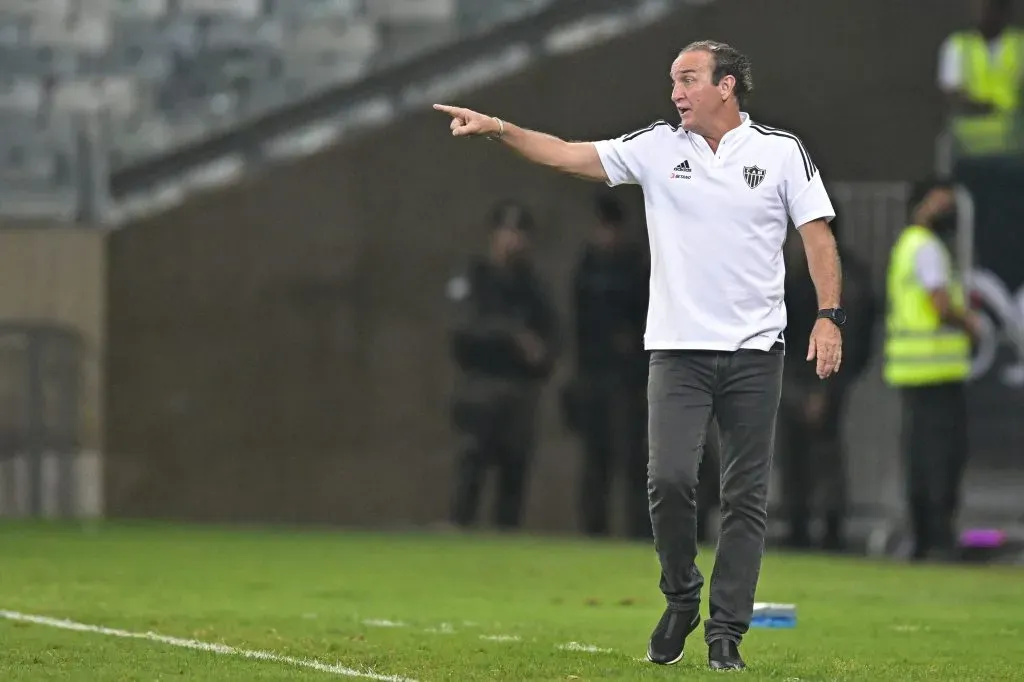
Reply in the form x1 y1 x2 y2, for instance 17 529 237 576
446 201 560 530
776 215 878 551
566 192 651 539
885 178 980 562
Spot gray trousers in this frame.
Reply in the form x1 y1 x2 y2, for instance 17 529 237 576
647 347 784 644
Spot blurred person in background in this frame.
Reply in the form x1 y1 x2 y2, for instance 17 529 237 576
884 178 981 562
564 191 651 540
562 191 721 544
776 215 878 552
938 0 1024 154
445 201 560 531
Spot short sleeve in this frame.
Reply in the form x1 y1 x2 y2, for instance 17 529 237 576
593 121 668 187
913 240 950 290
937 36 962 91
782 141 835 229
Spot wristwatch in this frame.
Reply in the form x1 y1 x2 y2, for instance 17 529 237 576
817 307 847 328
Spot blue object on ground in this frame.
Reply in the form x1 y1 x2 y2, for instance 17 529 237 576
751 602 796 628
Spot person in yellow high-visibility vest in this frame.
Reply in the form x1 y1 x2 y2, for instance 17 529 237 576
885 178 982 562
937 0 1024 155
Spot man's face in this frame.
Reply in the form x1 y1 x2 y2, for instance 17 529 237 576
923 187 956 221
670 50 732 133
491 225 528 263
592 222 621 250
929 188 959 235
913 186 958 234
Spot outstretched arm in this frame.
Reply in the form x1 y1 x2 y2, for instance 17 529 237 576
433 104 607 182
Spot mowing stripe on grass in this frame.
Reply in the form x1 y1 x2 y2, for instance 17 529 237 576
0 610 417 682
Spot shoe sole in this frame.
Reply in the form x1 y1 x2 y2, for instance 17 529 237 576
645 612 701 665
646 650 684 665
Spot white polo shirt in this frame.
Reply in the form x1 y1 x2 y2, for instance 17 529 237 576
593 112 836 352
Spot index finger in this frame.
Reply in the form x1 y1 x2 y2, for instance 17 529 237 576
432 104 462 116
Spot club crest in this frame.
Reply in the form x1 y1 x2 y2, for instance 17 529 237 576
743 165 766 189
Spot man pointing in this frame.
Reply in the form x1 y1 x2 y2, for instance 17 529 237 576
434 40 844 671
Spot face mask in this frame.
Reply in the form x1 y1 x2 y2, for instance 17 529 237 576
933 211 958 236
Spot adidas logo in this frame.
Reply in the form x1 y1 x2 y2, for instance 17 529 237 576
670 160 692 179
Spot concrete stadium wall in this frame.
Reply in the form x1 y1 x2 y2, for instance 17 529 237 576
0 222 107 517
103 0 973 531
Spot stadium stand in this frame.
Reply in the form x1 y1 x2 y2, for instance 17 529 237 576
0 0 559 220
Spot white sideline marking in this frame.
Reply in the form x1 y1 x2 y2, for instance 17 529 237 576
362 619 406 628
479 634 520 642
1 610 416 682
558 642 613 654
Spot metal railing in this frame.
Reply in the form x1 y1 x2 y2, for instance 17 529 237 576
0 0 676 225
0 323 84 518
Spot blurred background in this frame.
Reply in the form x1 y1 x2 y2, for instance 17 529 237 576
0 0 1021 563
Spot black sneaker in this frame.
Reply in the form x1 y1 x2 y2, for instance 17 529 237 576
708 638 745 670
646 607 701 665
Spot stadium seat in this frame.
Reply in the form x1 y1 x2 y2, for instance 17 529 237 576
0 0 557 219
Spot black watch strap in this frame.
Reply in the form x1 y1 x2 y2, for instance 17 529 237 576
817 307 847 327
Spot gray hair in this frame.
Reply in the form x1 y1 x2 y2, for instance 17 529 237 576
680 40 754 107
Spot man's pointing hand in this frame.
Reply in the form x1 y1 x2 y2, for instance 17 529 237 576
433 104 501 138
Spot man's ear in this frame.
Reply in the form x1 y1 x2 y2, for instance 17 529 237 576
719 74 736 101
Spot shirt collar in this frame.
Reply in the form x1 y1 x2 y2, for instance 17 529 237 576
683 112 753 143
723 112 753 141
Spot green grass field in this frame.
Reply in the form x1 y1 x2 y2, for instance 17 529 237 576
1 522 1022 681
